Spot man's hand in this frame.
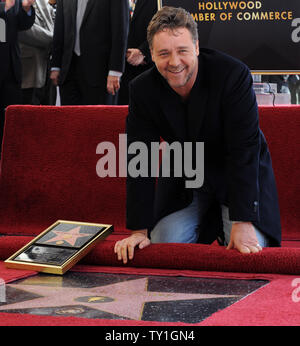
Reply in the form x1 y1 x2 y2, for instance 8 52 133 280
5 0 15 11
22 0 35 12
50 70 60 86
126 48 145 66
226 222 262 253
107 75 120 95
114 229 151 264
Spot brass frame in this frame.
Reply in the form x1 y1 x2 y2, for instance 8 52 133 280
5 220 113 275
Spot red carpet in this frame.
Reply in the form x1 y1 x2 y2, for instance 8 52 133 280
1 235 300 275
200 275 300 326
0 262 36 283
259 106 300 240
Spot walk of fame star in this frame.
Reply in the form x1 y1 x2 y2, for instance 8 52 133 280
41 226 94 247
0 273 267 323
0 276 239 322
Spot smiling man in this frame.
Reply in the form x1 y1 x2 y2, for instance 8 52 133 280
151 25 199 98
114 6 281 263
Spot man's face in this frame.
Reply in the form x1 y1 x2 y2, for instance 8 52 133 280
151 27 199 98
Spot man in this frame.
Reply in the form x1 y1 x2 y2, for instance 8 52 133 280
114 7 281 263
19 0 54 104
0 0 35 148
118 0 157 105
50 0 129 105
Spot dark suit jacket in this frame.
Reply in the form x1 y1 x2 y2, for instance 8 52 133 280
0 1 35 84
127 0 156 62
118 0 157 104
126 48 281 246
51 0 129 87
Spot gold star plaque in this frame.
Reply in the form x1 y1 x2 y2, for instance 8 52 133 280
5 220 113 275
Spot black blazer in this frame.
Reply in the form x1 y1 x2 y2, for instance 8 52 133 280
0 1 35 84
127 0 157 61
118 0 157 104
126 48 281 246
51 0 129 87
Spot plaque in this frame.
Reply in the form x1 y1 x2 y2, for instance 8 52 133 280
4 220 113 274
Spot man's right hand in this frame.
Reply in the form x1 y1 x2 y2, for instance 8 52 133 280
50 70 60 86
114 229 151 264
126 48 145 66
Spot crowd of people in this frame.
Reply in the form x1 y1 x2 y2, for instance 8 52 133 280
0 0 157 108
0 0 157 146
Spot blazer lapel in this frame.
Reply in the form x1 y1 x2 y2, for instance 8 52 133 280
81 0 95 26
186 54 208 141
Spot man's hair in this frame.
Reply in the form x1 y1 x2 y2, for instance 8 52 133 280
147 6 199 50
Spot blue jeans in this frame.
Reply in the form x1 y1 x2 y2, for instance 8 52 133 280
150 191 269 247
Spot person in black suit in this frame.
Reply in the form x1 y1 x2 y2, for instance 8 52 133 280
114 7 281 263
50 0 129 105
0 0 35 149
118 0 157 105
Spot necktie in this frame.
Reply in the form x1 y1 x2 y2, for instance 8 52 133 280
129 0 136 18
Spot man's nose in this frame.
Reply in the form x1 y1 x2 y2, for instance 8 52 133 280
168 52 180 66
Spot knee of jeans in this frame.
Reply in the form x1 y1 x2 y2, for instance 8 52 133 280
150 222 199 243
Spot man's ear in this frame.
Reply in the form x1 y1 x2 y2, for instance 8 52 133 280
195 40 200 56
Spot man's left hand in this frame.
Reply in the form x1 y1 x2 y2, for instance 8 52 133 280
22 0 35 12
226 222 262 253
107 75 120 95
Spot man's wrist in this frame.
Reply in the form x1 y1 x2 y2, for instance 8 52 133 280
108 70 122 78
132 229 148 236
